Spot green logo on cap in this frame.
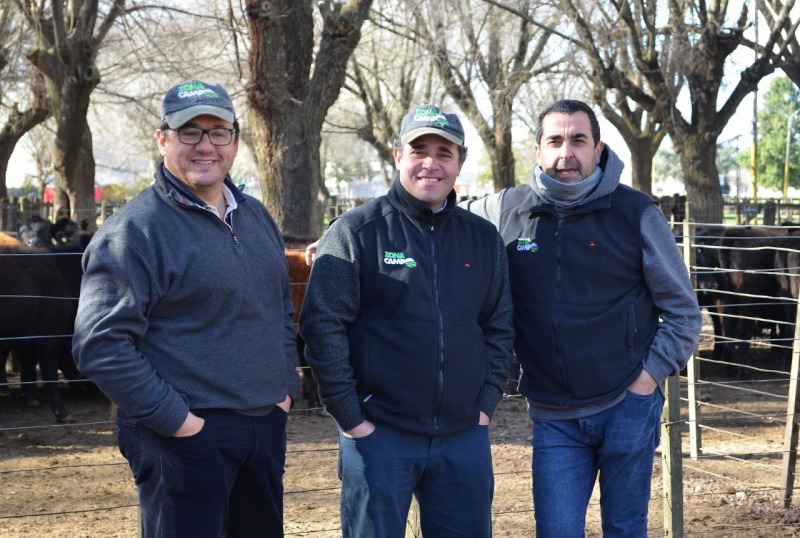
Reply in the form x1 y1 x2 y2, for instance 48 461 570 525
413 107 449 127
177 82 220 99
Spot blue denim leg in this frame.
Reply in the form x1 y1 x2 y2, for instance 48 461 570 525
597 390 664 538
531 390 664 538
338 425 422 538
415 425 493 538
115 408 287 538
338 423 493 538
531 416 598 538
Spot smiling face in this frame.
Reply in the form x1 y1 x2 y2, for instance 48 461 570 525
534 111 604 184
156 114 238 199
394 134 463 211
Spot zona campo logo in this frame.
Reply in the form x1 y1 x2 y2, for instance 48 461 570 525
384 251 417 268
177 82 220 99
413 108 450 128
516 238 538 252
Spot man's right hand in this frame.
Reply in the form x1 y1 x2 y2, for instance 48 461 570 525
304 240 320 266
342 420 375 439
173 411 205 437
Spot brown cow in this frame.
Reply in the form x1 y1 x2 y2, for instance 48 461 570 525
284 249 318 408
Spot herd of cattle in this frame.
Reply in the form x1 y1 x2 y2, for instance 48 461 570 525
690 224 800 374
2 212 800 424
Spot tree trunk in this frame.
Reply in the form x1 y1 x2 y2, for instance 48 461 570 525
251 107 320 242
20 0 124 229
245 0 372 242
626 137 660 195
671 132 723 224
491 111 516 190
52 89 96 225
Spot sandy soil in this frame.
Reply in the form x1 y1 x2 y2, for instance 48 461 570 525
2 365 800 538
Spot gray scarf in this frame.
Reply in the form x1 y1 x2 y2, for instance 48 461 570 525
534 165 603 208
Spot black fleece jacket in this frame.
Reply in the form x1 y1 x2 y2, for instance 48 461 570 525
299 180 515 436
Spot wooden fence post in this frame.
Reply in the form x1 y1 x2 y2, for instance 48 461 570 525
683 219 702 459
780 296 800 507
662 374 685 537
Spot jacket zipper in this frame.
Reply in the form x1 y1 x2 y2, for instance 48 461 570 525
430 217 445 436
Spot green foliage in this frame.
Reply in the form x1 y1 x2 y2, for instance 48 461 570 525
102 184 128 202
749 77 800 191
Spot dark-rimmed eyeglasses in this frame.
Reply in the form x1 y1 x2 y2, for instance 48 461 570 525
168 127 237 146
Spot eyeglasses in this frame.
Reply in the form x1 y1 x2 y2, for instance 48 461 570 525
169 127 237 146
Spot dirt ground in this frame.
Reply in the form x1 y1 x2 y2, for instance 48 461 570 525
2 363 800 538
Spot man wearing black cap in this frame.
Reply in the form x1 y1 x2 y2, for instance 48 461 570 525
73 80 299 537
299 104 515 537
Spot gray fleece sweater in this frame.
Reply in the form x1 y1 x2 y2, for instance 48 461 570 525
73 167 299 436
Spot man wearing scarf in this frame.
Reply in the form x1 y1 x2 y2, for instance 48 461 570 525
463 99 702 537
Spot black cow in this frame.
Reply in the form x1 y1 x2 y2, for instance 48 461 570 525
18 216 85 249
285 249 320 410
0 244 80 422
716 226 791 374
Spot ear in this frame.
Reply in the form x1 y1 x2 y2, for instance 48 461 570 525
156 129 168 157
393 146 402 170
595 141 605 164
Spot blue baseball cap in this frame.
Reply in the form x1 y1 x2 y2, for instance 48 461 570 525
161 79 236 128
400 104 465 147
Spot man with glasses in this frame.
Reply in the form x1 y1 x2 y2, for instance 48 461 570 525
73 79 299 537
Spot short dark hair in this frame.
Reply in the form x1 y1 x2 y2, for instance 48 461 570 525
393 138 468 165
535 100 601 147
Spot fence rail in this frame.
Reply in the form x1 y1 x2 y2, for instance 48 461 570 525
4 220 800 535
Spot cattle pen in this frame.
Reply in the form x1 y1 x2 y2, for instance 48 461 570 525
3 230 800 536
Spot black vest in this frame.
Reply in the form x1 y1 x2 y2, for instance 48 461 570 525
498 183 659 407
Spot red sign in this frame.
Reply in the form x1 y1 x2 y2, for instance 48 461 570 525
44 187 103 203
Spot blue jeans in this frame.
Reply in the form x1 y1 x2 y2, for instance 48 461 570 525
531 390 664 538
338 423 493 538
116 407 288 538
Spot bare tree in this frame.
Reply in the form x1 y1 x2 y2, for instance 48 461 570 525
0 3 50 199
325 2 441 189
90 3 247 185
403 0 561 191
485 0 669 195
22 122 55 203
755 0 800 87
244 0 373 242
14 0 125 226
557 0 794 223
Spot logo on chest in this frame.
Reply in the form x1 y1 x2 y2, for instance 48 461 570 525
383 251 417 268
516 238 538 252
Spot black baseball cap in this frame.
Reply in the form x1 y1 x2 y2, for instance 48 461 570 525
161 79 236 129
399 104 465 146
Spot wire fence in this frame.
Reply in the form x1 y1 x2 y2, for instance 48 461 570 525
3 226 800 535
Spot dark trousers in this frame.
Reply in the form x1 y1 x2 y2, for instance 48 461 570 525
116 407 288 538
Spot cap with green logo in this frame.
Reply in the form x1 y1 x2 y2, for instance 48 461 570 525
399 104 465 147
161 79 236 129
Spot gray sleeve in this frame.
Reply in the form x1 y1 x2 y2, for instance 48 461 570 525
458 190 506 228
298 218 365 431
72 228 189 437
640 205 703 383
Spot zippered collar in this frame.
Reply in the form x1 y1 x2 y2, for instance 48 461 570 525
158 164 246 209
387 177 457 222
